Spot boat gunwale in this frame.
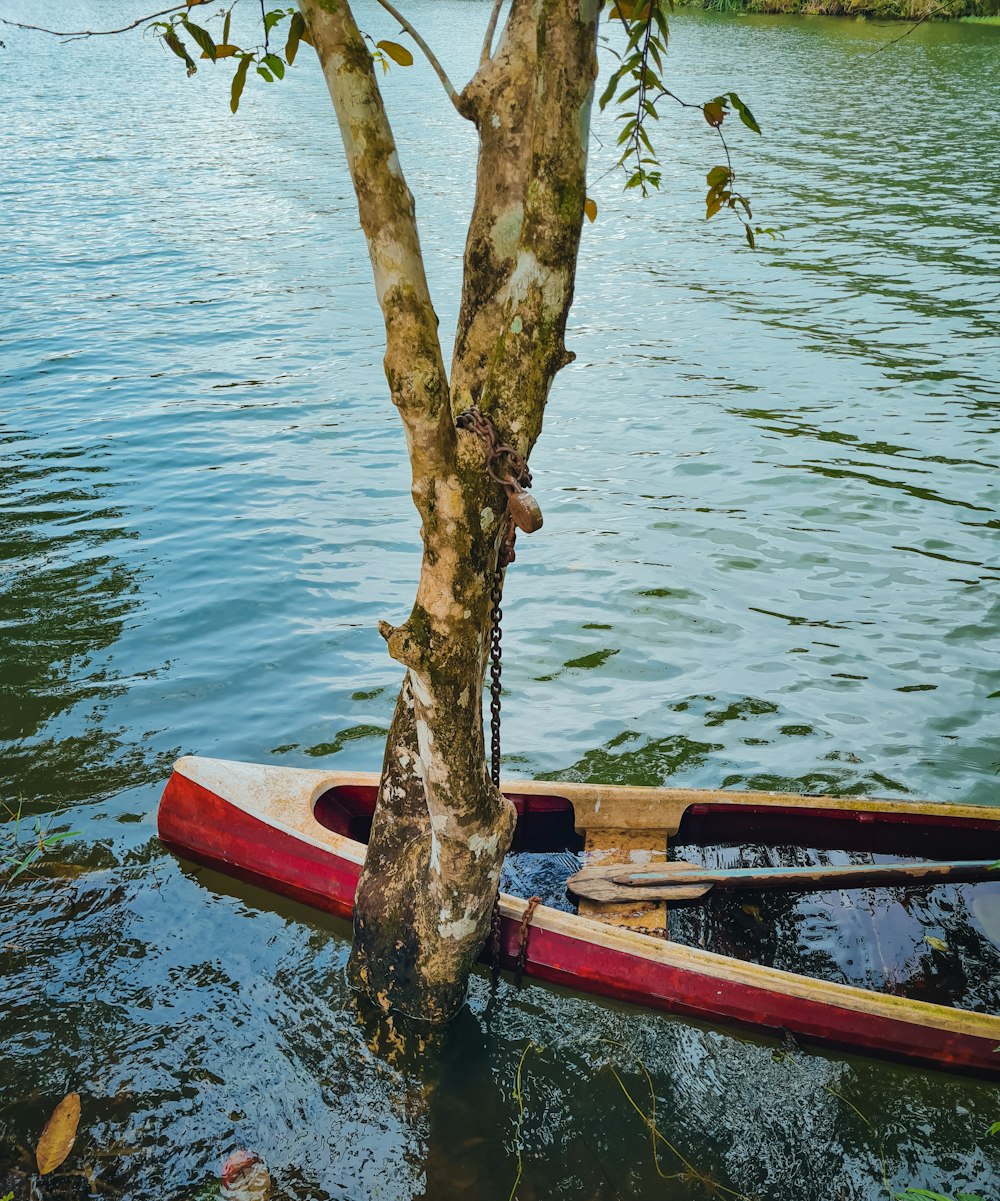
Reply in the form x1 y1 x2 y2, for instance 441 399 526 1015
167 757 1000 1044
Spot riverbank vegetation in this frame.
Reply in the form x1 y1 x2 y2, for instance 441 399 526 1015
679 0 999 19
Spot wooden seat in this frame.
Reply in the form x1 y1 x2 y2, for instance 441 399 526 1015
577 826 671 936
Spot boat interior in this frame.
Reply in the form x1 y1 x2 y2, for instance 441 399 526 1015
314 782 1000 1013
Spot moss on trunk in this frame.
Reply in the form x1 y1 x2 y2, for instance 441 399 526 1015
301 0 599 1021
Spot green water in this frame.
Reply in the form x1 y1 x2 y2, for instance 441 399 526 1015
2 2 999 1197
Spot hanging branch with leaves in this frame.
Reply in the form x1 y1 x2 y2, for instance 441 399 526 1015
600 0 774 247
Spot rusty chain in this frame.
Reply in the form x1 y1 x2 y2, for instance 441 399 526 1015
455 406 538 985
514 895 543 988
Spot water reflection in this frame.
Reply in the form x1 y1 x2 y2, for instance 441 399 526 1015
0 427 172 806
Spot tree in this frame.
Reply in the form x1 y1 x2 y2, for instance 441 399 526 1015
2 0 760 1023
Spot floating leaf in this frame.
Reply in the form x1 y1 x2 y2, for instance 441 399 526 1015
989 1121 1000 1135
230 54 251 113
285 11 306 65
377 39 413 67
584 197 598 223
36 1093 81 1175
924 935 949 953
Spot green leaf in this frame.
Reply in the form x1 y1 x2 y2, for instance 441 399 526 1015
181 18 216 60
42 831 81 847
256 64 274 82
377 39 413 67
988 1121 1000 1135
729 92 761 134
599 64 627 111
744 224 755 249
263 52 285 79
285 11 306 64
263 8 285 35
163 29 197 76
893 1191 961 1201
706 165 730 188
222 8 231 44
230 54 251 112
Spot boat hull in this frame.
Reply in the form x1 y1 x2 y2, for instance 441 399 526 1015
157 756 1000 1078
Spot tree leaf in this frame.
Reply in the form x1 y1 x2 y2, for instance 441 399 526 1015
702 99 726 128
222 8 231 44
706 165 730 188
263 8 285 36
744 224 755 249
256 64 274 82
263 52 285 79
729 91 761 134
584 197 598 223
205 44 238 59
376 40 414 67
163 29 197 76
181 18 216 61
36 1093 81 1175
230 54 251 113
285 11 306 65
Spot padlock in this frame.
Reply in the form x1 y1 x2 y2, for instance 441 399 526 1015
504 478 543 534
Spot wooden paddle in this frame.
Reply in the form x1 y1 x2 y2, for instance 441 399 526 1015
566 858 1000 904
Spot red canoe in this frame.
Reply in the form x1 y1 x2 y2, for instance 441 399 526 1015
158 756 1000 1077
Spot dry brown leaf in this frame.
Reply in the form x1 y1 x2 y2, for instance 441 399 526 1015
36 1092 81 1175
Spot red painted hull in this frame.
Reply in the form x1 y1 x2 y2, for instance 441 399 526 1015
158 763 1000 1078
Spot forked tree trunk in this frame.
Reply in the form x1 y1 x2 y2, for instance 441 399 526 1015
301 0 599 1020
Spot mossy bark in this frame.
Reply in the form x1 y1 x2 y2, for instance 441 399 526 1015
301 0 599 1020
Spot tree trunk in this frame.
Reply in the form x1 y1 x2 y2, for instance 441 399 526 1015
301 0 599 1020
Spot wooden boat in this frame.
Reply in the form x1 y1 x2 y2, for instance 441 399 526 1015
158 756 1000 1077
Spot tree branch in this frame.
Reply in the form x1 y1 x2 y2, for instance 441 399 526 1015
373 0 462 114
0 5 190 39
480 0 505 65
452 0 600 454
299 0 452 470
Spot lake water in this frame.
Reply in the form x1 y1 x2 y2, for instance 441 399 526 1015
2 2 999 1197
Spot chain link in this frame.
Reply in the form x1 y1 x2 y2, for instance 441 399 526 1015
456 406 529 984
514 895 543 989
